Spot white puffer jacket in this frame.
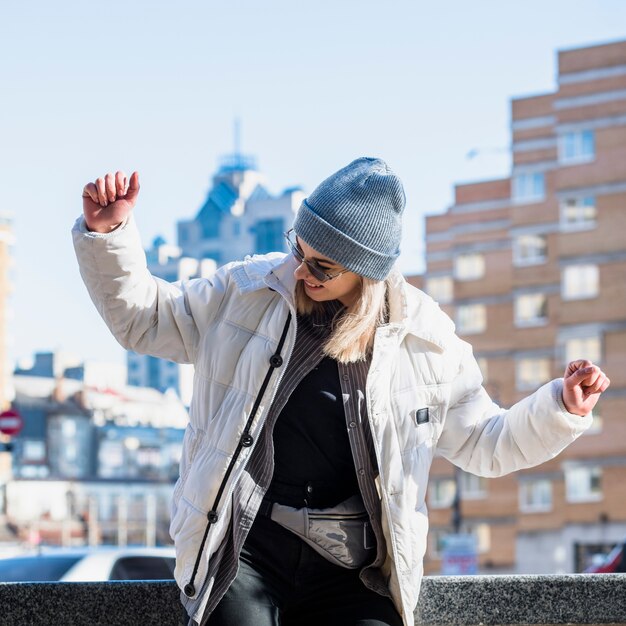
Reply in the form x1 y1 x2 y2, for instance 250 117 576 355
73 215 592 625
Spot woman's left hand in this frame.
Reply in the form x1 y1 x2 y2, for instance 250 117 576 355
562 360 610 416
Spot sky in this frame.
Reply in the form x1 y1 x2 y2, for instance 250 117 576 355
1 0 626 367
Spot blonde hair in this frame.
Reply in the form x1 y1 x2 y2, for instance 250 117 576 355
294 276 390 363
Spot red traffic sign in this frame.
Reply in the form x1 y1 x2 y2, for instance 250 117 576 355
0 409 23 437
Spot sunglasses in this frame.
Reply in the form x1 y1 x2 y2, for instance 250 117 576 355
284 229 350 283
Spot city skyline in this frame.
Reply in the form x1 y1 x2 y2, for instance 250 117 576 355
2 1 626 365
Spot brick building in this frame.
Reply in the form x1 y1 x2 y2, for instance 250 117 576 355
414 39 626 574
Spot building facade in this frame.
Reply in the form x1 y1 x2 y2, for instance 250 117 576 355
127 153 305 403
415 39 626 574
2 370 188 547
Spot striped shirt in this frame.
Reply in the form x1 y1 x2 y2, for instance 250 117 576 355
195 300 389 624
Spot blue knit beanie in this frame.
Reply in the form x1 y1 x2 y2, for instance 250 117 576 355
293 157 405 281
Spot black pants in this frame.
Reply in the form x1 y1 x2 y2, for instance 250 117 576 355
204 513 403 626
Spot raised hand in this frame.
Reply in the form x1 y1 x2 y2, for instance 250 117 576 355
562 359 610 416
82 170 140 233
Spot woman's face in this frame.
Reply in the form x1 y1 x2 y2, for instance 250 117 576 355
293 236 362 307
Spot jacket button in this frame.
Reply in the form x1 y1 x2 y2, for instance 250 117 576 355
207 510 219 524
241 434 253 447
184 583 195 596
269 355 283 368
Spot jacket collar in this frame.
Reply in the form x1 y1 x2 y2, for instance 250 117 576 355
230 252 297 306
381 269 451 353
231 254 450 352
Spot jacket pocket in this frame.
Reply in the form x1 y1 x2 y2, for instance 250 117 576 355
171 424 202 530
171 497 211 589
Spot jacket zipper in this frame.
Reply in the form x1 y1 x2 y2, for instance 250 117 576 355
183 310 293 597
365 332 409 620
307 512 367 520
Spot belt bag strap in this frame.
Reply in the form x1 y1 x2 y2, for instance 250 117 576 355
269 494 375 569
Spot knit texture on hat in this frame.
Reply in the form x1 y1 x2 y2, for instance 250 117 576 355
293 157 405 280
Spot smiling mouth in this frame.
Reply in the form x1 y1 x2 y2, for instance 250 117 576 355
304 280 324 290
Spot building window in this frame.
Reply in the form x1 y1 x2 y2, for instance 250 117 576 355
562 265 599 300
255 218 284 255
426 276 453 303
515 293 548 327
559 130 595 164
463 522 491 554
456 304 486 335
429 525 489 558
429 478 456 508
513 234 547 266
564 335 601 365
565 466 602 502
512 172 545 203
519 479 552 512
516 358 551 391
454 253 485 281
459 471 487 499
560 197 596 231
22 440 46 462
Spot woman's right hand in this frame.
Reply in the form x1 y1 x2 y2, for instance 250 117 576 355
82 170 140 233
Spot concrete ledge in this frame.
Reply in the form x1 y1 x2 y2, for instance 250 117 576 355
414 574 626 625
0 575 625 625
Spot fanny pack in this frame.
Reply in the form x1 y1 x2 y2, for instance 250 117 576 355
264 494 375 569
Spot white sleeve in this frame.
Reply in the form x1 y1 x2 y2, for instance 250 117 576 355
436 339 593 477
72 214 230 364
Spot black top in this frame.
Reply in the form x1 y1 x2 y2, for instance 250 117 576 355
266 355 360 508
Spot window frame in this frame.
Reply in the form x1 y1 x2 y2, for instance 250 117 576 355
565 465 602 503
512 172 545 204
426 275 454 304
560 196 597 232
513 234 548 267
454 253 485 282
429 477 456 509
519 478 553 513
563 335 602 365
561 264 599 301
516 357 552 391
456 304 487 335
514 293 548 327
559 130 595 165
459 471 487 500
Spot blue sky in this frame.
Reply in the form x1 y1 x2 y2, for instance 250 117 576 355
2 0 626 366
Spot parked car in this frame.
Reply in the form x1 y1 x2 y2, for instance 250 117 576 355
0 546 176 582
584 540 626 573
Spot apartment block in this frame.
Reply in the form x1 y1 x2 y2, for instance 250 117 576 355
418 40 626 574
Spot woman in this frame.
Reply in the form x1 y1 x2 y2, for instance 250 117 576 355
74 158 609 626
